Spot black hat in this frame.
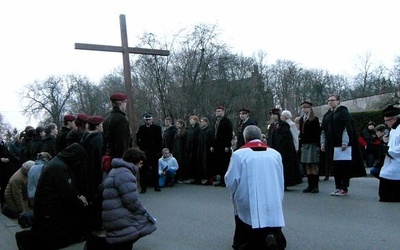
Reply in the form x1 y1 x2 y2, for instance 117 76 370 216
383 105 400 117
239 108 250 113
374 124 387 132
269 108 280 115
368 121 376 126
215 106 225 111
143 112 153 119
301 101 313 107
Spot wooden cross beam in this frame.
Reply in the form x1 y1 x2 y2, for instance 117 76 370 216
75 14 170 140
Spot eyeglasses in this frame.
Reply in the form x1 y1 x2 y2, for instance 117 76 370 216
384 117 395 122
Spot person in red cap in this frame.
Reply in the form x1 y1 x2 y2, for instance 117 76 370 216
211 106 233 187
66 113 90 146
57 114 77 151
103 93 131 160
80 115 105 231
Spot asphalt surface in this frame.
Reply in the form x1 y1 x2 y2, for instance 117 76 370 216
1 176 400 250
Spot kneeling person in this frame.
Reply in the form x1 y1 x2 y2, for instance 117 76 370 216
225 125 286 249
158 148 179 187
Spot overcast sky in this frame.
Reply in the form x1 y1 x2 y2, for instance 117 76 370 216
1 0 399 130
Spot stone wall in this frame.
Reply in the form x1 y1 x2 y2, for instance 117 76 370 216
313 92 399 119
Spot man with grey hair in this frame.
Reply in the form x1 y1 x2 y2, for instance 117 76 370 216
225 125 286 249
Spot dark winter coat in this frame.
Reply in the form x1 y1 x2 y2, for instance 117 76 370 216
57 126 72 152
102 158 156 244
235 118 257 149
299 116 321 145
162 125 177 151
321 106 365 178
269 121 302 186
187 123 202 176
32 143 87 245
29 136 44 160
41 135 58 160
212 116 233 152
136 124 162 161
103 106 131 158
172 129 188 171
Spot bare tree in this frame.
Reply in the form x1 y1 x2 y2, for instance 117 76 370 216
20 75 75 126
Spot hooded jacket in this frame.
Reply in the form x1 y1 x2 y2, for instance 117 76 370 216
32 143 87 242
102 158 156 244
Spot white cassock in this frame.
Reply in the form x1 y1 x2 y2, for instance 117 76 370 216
225 140 285 229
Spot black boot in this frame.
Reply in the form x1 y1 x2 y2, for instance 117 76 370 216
302 175 312 193
310 175 319 193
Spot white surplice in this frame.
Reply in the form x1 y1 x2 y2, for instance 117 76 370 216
225 140 285 229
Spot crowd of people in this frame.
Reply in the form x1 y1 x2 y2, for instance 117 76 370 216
0 92 399 249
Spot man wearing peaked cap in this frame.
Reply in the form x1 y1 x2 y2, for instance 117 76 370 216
143 112 153 119
379 104 400 202
136 111 163 193
236 108 257 149
212 105 233 187
57 114 77 151
103 93 131 159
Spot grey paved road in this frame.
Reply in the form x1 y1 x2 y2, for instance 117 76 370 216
1 177 399 249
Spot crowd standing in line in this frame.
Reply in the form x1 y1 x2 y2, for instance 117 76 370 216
0 91 399 249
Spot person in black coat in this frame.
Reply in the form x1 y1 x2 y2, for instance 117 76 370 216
321 94 365 196
199 117 214 185
235 108 257 150
103 93 132 159
79 115 105 232
136 113 163 193
41 123 59 160
66 113 90 147
28 126 45 161
162 117 177 151
211 106 233 187
15 143 88 250
57 114 76 152
187 116 202 184
267 108 302 189
172 119 189 183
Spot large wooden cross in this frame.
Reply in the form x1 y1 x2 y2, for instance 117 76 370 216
75 14 169 140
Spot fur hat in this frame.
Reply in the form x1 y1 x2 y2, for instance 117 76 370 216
269 108 280 115
383 105 400 117
281 110 292 119
374 124 387 132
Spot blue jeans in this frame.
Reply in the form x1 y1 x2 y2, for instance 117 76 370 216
159 168 176 187
370 167 381 179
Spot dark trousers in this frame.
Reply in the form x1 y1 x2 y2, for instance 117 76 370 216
214 150 231 183
334 176 350 191
140 156 160 190
233 216 286 250
379 177 400 202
